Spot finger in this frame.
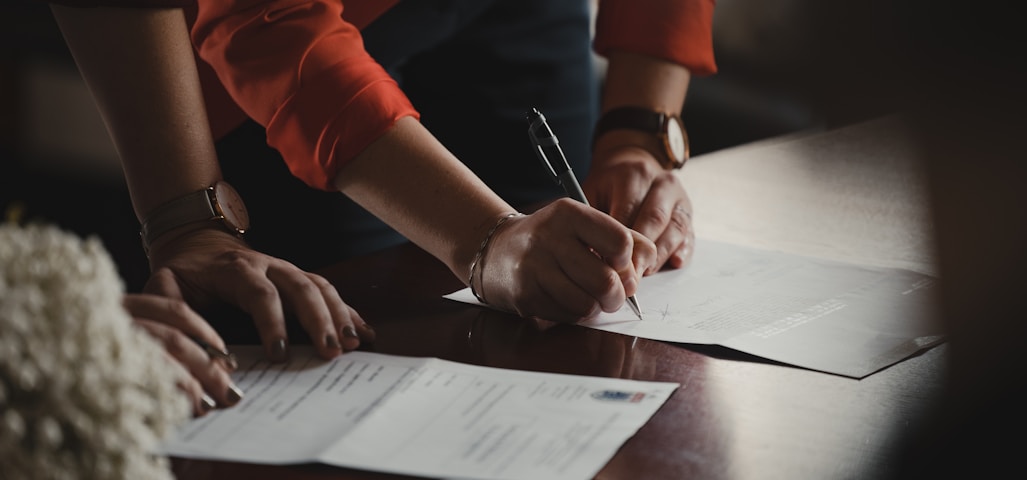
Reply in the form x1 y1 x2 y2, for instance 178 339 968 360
143 267 187 301
211 259 290 363
174 367 214 417
604 180 646 228
523 273 599 323
647 202 691 271
159 349 211 417
123 294 230 360
137 319 244 411
561 201 637 275
555 241 627 314
265 263 341 360
669 228 696 269
629 177 680 243
308 273 373 350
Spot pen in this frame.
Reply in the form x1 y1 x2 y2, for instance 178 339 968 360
192 336 239 370
526 107 644 321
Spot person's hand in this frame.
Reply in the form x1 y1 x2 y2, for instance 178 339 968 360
477 198 658 323
143 226 375 363
123 293 243 417
583 145 695 272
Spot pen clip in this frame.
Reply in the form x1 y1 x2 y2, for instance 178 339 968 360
527 108 561 183
529 107 571 185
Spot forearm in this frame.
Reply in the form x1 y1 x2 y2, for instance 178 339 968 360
602 50 689 113
596 51 691 157
333 117 515 282
50 6 221 221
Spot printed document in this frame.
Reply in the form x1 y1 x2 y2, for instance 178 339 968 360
445 240 943 378
162 346 678 480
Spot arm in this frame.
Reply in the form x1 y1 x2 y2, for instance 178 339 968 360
336 117 657 321
49 5 372 363
192 0 657 322
49 5 219 217
587 51 695 270
583 0 717 270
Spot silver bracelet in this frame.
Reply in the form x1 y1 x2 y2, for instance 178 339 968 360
468 212 522 304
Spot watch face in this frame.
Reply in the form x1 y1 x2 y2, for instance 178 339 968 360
212 181 250 234
665 116 688 166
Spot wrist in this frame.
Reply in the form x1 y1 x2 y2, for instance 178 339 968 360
139 181 249 256
145 223 247 267
467 212 523 304
593 130 671 170
593 106 689 170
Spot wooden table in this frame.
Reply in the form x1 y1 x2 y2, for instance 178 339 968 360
172 116 946 479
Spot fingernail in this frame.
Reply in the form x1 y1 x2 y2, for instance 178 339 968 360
226 384 244 405
342 326 359 339
201 394 217 412
271 338 288 362
326 334 341 350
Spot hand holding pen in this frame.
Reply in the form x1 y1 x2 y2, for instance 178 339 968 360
527 108 650 321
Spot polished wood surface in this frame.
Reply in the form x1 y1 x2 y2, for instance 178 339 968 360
173 117 946 479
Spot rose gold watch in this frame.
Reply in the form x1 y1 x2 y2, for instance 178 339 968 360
139 181 249 252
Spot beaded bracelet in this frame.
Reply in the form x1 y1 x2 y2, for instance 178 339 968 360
468 212 523 304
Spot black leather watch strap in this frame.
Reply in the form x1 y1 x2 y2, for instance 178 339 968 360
593 106 688 169
595 106 665 139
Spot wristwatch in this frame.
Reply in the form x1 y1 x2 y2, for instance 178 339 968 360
593 106 689 169
139 181 250 252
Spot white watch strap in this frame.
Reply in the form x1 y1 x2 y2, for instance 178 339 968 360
139 187 217 249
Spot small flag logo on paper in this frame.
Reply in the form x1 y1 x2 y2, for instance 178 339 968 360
591 390 645 402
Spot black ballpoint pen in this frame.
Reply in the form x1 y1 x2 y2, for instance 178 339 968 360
526 107 644 321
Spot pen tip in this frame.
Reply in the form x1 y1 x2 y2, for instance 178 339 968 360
627 296 643 321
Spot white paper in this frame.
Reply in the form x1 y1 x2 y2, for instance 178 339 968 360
162 346 678 480
445 240 943 378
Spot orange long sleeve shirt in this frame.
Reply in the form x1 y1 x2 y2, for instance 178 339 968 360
188 0 717 190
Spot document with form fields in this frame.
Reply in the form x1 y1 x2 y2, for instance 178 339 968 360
446 239 944 379
162 346 678 480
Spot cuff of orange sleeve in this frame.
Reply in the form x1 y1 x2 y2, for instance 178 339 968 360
265 62 420 191
593 0 717 77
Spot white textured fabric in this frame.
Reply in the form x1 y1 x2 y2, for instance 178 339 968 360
0 223 189 480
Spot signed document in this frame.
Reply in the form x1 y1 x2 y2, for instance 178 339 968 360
446 240 943 378
162 346 678 480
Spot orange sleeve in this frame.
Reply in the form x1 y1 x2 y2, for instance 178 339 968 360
594 0 717 76
191 0 418 191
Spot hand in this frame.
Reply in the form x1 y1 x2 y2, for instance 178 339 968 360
583 145 695 271
123 293 242 416
477 198 658 323
143 226 376 363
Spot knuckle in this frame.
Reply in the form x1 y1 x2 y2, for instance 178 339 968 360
600 269 621 293
291 278 322 297
307 274 333 290
163 330 192 357
639 205 672 227
244 282 279 303
162 297 193 318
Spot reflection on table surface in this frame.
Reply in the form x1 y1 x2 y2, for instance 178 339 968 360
176 238 945 480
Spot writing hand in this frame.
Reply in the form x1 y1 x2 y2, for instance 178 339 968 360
142 227 375 364
477 198 657 323
583 145 695 272
123 293 242 416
